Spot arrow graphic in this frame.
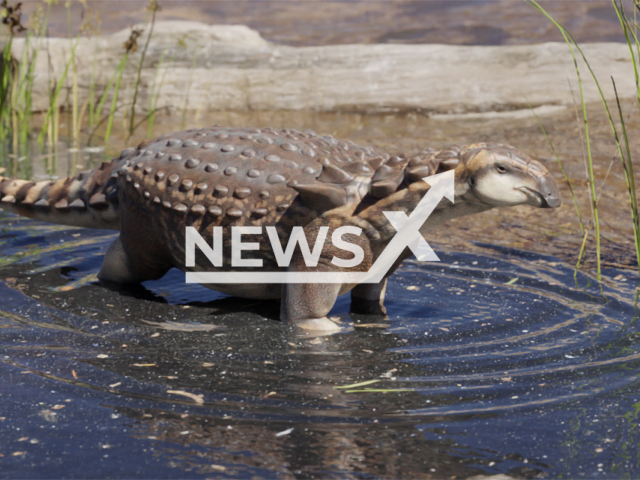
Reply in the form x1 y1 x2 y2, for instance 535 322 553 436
186 170 455 284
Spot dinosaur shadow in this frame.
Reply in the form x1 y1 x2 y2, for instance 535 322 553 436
97 277 282 321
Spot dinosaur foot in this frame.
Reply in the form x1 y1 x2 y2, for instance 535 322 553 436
295 317 343 333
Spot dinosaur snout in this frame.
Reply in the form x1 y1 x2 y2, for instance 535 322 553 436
536 174 562 208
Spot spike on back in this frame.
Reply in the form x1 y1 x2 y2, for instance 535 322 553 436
317 164 354 184
369 164 405 199
292 183 347 211
342 161 373 175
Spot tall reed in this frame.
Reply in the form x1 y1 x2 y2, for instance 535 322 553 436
128 0 159 137
611 0 640 290
0 0 47 162
529 0 640 286
0 0 27 143
147 45 175 138
0 30 15 143
37 32 81 147
180 43 199 130
103 52 129 143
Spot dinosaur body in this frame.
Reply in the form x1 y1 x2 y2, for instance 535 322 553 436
0 126 561 327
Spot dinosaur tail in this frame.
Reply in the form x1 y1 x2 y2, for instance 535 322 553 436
0 158 123 230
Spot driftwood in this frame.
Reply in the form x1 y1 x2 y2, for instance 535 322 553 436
11 21 636 116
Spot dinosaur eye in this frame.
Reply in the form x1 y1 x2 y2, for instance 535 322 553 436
496 165 507 174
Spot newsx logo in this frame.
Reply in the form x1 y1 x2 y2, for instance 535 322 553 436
184 171 454 284
187 225 365 269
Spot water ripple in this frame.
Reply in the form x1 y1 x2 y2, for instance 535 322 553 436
1 213 639 478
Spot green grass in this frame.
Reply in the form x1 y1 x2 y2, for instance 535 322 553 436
128 0 159 137
529 0 640 288
1 0 639 295
36 32 81 147
612 0 640 294
146 45 172 138
0 0 171 157
180 43 200 130
103 52 129 144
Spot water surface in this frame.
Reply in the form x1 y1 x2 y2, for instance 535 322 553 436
2 0 640 472
1 208 639 477
23 0 629 46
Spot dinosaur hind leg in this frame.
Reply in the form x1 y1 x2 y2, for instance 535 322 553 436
98 236 148 284
350 279 388 316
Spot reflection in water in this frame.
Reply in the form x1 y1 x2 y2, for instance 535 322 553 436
1 210 639 477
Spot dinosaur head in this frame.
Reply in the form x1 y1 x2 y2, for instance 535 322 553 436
456 144 561 209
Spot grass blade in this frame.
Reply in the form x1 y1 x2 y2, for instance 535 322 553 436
103 54 128 143
180 43 200 130
612 78 640 285
334 379 381 389
128 0 159 136
529 0 611 280
37 35 81 147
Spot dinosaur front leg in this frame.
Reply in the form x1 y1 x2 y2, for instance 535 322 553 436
98 236 145 284
280 254 343 331
350 279 388 316
281 282 342 330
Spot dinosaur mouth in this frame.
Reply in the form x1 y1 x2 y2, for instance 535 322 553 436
522 174 562 208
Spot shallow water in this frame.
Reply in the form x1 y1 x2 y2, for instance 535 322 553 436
3 0 640 474
23 0 629 46
1 209 640 478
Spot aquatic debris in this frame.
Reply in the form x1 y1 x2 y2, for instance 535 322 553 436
38 409 57 423
54 272 100 292
504 277 519 285
142 320 220 331
335 379 381 389
167 390 204 404
344 388 414 393
83 146 105 153
275 427 294 437
353 324 389 328
335 378 413 393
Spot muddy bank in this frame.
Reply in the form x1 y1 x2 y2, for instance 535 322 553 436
12 22 637 115
5 20 639 273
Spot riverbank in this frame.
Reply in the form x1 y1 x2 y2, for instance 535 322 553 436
12 22 637 116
